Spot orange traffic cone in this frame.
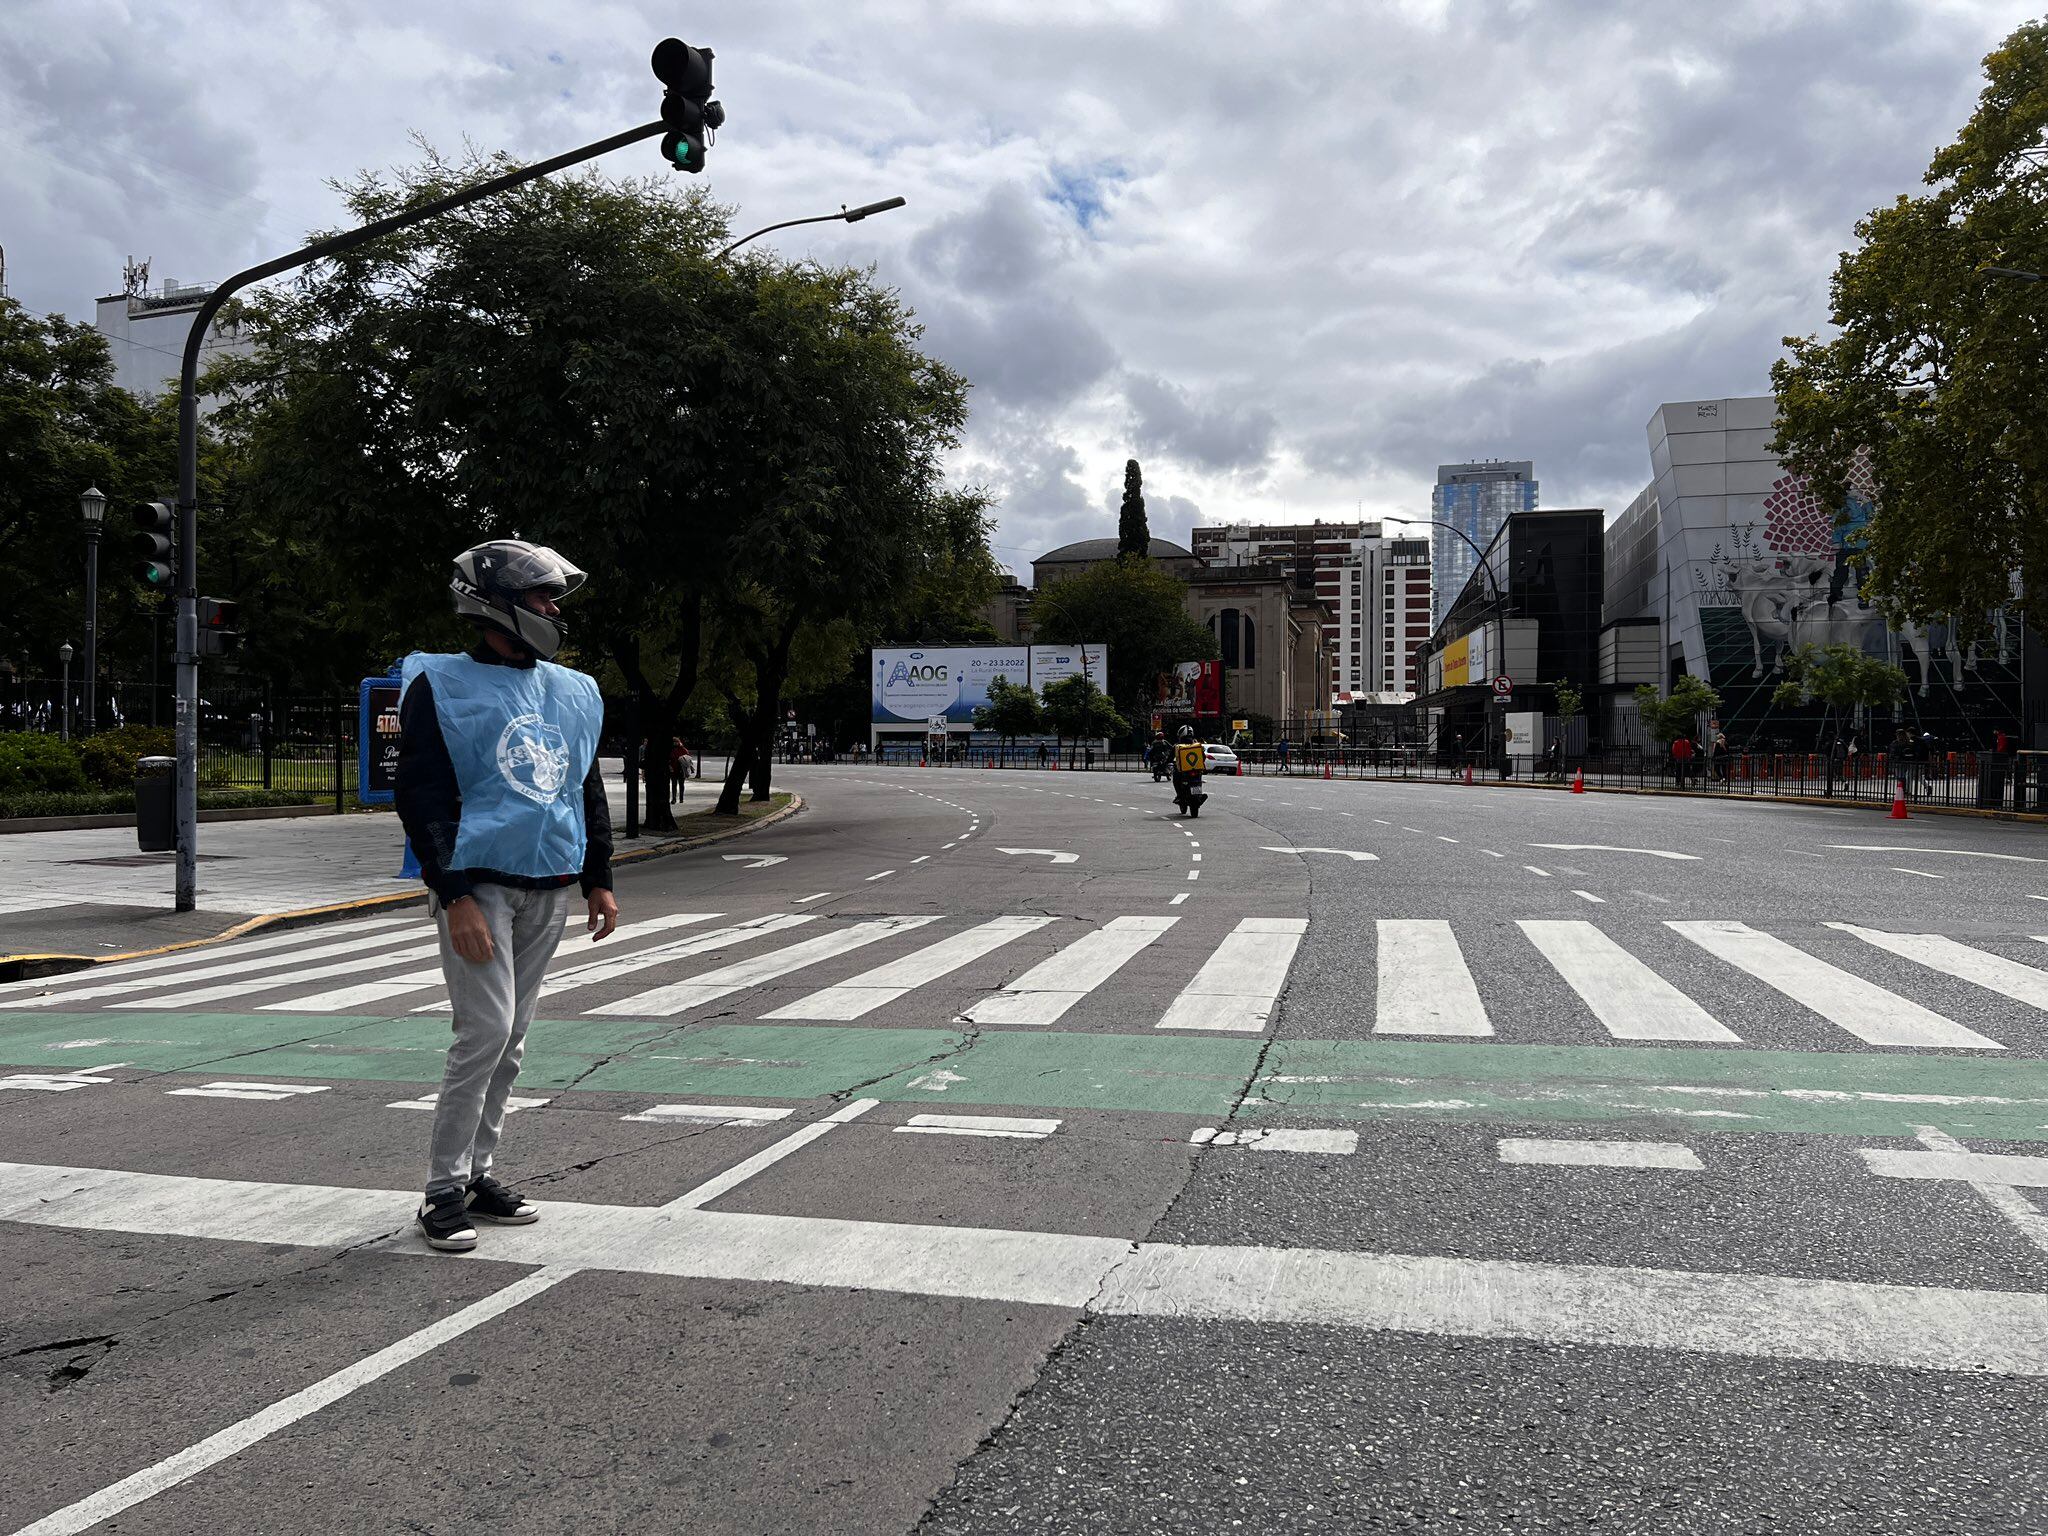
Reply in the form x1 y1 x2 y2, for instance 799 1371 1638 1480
1323 761 1332 780
1463 764 1474 786
1571 767 1585 794
1890 790 1910 819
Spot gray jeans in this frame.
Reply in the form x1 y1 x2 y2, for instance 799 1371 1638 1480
425 882 570 1195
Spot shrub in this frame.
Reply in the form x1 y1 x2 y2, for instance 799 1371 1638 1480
0 732 86 795
75 724 176 788
0 787 322 820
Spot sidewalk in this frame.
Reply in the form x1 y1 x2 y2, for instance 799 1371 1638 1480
0 762 790 972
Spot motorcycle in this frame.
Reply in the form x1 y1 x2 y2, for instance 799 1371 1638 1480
1173 769 1206 817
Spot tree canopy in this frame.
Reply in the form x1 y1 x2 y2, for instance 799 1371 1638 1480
1634 676 1722 745
1771 22 2048 626
1028 559 1216 726
1117 458 1148 560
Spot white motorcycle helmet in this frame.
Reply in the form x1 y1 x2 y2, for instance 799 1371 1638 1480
450 540 587 660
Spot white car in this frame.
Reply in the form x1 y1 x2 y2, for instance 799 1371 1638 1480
1202 742 1241 775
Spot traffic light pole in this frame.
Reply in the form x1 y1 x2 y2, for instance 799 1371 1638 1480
171 117 667 909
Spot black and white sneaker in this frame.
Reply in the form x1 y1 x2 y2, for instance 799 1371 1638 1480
466 1173 539 1225
417 1188 478 1253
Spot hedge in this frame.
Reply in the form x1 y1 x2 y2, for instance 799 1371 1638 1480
0 732 88 795
0 788 320 821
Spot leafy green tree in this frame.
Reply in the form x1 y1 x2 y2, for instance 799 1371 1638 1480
1769 642 1907 746
1040 673 1125 764
1771 22 2048 627
1633 675 1721 746
973 673 1044 745
1029 559 1216 727
213 148 968 827
1117 458 1148 560
1549 677 1583 729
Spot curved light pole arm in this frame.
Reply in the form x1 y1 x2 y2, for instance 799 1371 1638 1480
714 197 907 261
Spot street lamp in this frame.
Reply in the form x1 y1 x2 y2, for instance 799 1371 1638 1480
79 485 106 734
713 197 907 262
58 643 74 741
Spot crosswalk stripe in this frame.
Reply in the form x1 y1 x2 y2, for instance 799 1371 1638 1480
1668 920 2004 1050
1518 920 1740 1042
1375 919 1491 1035
119 940 447 1010
763 915 1054 1021
1829 924 2048 1013
1156 917 1307 1033
414 914 820 1012
960 915 1179 1027
588 916 939 1017
0 915 417 1004
268 912 723 1014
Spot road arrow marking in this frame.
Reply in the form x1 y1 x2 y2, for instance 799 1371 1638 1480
998 848 1079 864
1529 844 1702 861
721 854 788 869
1260 846 1379 861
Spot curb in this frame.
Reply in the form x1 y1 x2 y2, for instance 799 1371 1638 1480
0 792 804 982
1301 774 2048 824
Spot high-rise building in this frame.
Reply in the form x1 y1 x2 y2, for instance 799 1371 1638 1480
1432 461 1537 625
1334 535 1432 698
1190 520 1367 703
92 272 253 401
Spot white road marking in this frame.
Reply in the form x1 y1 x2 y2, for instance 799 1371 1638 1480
619 1104 794 1126
1376 920 1491 1036
664 1099 879 1210
1830 924 2048 1012
0 1071 119 1092
1901 1126 2048 1258
591 917 938 1017
1437 836 1459 844
13 1161 2033 1380
1156 917 1308 1033
1863 1144 2048 1189
1259 846 1379 861
273 912 726 1013
1169 893 1191 905
962 916 1178 1027
720 853 787 869
1827 846 2048 863
1528 845 1703 861
123 940 447 1010
765 915 1055 1020
1518 920 1739 1042
166 1082 329 1102
794 892 833 904
387 1091 549 1113
895 1113 1061 1140
10 1265 577 1536
996 848 1079 864
4 921 430 1009
1190 1127 1357 1154
866 870 896 881
1481 849 1504 858
1669 920 2003 1050
451 914 815 1010
1524 866 1551 878
1498 1137 1704 1171
1572 889 1605 904
1890 867 1946 879
0 915 417 1003
911 855 930 864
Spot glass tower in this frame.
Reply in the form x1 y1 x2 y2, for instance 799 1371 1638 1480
1432 461 1537 626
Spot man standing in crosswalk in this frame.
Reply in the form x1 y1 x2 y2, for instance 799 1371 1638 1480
396 540 620 1253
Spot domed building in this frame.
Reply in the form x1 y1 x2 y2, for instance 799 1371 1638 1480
1030 536 1197 588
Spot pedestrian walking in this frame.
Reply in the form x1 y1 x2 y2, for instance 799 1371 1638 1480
1084 743 1095 771
1710 729 1729 784
396 540 619 1254
1670 732 1695 788
1037 742 1049 769
669 736 689 804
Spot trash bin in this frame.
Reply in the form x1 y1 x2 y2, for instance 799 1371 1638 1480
135 755 175 852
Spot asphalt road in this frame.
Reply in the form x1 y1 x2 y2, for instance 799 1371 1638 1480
4 764 2048 1533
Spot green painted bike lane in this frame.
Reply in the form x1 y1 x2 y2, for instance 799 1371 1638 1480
5 1011 2048 1139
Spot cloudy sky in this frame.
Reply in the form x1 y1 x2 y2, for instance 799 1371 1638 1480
4 0 2035 576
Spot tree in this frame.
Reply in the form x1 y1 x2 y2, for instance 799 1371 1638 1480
1117 458 1149 560
1633 675 1721 746
1029 560 1216 731
972 674 1043 745
1770 22 2048 628
1549 677 1583 729
213 148 968 827
1769 643 1907 745
1040 673 1125 764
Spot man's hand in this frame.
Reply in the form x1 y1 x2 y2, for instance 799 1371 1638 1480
587 889 619 942
445 896 494 964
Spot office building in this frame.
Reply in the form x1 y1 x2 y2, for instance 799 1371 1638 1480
1334 534 1432 698
1191 520 1369 703
93 268 253 401
1432 461 1538 625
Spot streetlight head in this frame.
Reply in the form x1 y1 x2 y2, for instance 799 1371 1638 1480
59 643 74 664
80 486 107 526
843 196 907 222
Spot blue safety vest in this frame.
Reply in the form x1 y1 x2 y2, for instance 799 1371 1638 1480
400 651 602 879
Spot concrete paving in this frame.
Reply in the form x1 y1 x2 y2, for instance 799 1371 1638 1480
4 763 2048 1532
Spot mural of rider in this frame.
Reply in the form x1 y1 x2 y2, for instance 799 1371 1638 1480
396 539 620 1254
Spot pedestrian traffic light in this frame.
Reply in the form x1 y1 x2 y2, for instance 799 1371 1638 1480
652 37 723 173
196 596 242 657
130 500 177 587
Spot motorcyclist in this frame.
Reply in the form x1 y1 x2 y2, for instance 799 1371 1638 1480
1148 732 1172 781
1171 725 1207 817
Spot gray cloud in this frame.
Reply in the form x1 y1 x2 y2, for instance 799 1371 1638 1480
1122 372 1276 475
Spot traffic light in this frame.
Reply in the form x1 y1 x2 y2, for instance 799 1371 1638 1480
131 500 177 588
196 596 242 657
652 37 723 173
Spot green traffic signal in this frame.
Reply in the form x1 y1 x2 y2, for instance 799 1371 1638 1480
662 131 705 172
130 499 177 586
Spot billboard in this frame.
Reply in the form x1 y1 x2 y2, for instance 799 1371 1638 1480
1028 643 1108 695
871 647 1030 725
1155 660 1222 716
1441 633 1472 689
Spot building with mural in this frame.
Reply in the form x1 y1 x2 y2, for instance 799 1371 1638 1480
1601 397 2025 751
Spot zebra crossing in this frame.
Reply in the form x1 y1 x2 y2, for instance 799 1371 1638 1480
7 905 2048 1052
